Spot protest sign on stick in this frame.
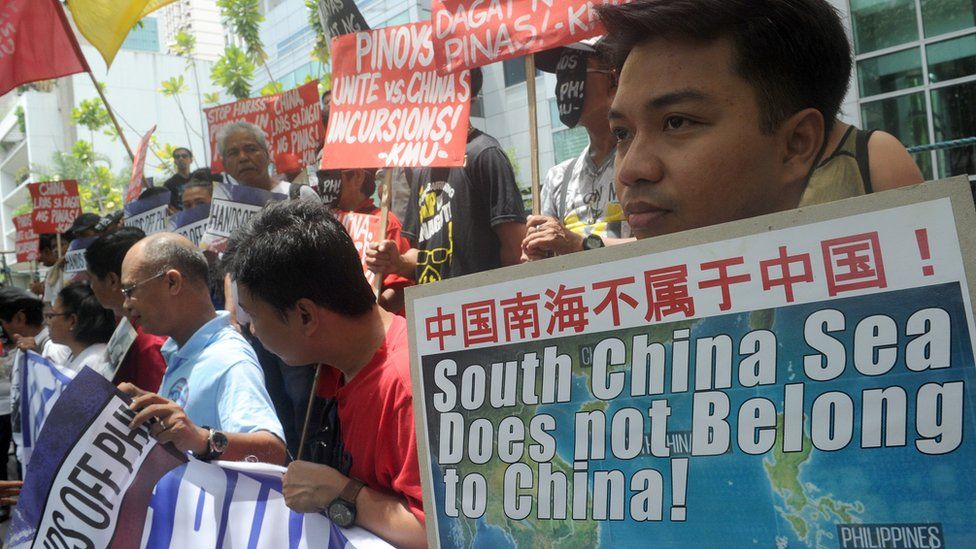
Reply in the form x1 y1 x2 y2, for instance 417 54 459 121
316 0 369 47
6 368 392 548
430 0 625 74
28 180 81 234
124 189 170 235
407 177 976 548
323 22 471 169
338 211 382 287
202 183 286 252
13 214 38 263
205 81 323 171
126 125 156 203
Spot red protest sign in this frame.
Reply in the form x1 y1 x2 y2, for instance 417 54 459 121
431 0 626 73
14 213 39 263
338 211 382 285
127 125 156 204
323 22 471 169
204 81 323 172
28 180 82 234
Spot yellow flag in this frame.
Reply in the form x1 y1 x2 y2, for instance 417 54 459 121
66 0 177 67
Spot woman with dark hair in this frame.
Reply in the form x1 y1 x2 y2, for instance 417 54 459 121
46 282 115 376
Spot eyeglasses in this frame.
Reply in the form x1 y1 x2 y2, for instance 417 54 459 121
121 271 166 299
43 312 71 320
173 153 191 159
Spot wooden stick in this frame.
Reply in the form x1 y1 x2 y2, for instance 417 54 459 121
296 364 323 461
56 233 62 258
525 53 541 216
371 168 394 298
86 70 135 161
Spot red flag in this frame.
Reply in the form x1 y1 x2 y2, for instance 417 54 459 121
0 0 89 98
127 125 156 203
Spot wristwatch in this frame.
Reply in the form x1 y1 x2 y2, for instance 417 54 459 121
582 234 605 251
328 478 365 528
196 426 228 461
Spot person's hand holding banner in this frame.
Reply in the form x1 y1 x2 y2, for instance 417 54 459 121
121 383 210 456
282 460 350 513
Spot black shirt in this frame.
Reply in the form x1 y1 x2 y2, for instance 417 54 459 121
163 173 191 209
402 129 526 283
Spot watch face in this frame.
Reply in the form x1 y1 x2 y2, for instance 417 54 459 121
329 501 355 527
211 430 229 453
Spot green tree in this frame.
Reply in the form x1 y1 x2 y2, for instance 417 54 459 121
217 0 280 88
32 141 126 214
171 30 210 164
159 75 199 151
71 98 111 143
211 45 256 100
203 92 222 106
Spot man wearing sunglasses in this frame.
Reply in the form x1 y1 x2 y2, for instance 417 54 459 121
119 233 286 465
522 38 633 261
163 147 195 211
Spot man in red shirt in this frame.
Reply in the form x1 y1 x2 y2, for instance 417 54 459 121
85 227 167 391
224 199 425 549
329 167 413 314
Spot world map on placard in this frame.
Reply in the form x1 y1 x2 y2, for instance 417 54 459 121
424 283 976 548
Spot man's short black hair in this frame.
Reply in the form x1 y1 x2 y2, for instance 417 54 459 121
173 147 192 158
596 0 852 134
139 186 170 201
183 177 214 195
86 227 146 279
0 287 44 326
225 199 375 317
57 282 116 346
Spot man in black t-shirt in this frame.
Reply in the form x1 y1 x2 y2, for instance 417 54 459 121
163 147 194 210
367 68 527 283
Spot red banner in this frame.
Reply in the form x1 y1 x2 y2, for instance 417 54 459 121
204 81 323 172
29 180 82 234
14 213 38 263
431 0 624 73
0 0 88 98
338 211 381 286
127 125 156 204
323 22 470 169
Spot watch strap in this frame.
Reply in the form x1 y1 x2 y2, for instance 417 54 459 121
338 478 365 505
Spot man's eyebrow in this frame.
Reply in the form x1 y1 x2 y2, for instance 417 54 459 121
608 88 710 121
646 89 709 111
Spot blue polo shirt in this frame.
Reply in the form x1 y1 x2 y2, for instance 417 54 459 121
159 311 284 441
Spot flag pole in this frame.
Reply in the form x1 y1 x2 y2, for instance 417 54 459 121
525 53 541 215
53 0 135 162
371 169 394 298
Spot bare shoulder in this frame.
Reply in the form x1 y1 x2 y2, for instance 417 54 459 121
867 130 925 191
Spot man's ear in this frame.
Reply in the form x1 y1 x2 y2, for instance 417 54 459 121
779 107 825 186
165 269 183 296
107 272 122 292
294 298 320 336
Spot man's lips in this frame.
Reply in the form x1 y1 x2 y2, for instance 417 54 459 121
625 201 669 229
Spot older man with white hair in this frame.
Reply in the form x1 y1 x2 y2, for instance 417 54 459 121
216 121 318 200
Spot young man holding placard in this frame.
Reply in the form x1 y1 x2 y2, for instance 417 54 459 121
596 0 919 241
225 199 426 549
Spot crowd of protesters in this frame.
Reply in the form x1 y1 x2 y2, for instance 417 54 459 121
0 0 932 545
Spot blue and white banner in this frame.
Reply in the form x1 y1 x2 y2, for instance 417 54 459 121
124 190 171 235
7 368 392 548
204 182 286 241
64 235 97 273
167 203 210 247
17 351 75 467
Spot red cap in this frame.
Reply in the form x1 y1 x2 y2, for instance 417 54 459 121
275 152 303 173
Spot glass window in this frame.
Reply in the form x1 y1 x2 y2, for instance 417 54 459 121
503 58 527 87
552 127 589 164
857 48 923 97
861 92 932 175
931 81 976 178
850 0 919 54
921 0 976 38
927 34 976 83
